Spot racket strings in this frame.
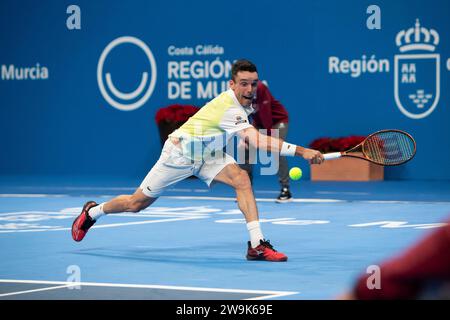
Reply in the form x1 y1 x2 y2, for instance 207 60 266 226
363 131 415 165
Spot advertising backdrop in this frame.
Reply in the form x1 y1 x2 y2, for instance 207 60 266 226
1 0 449 180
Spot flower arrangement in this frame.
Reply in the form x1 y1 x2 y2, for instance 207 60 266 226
155 104 200 125
309 135 366 153
309 134 384 181
155 104 200 146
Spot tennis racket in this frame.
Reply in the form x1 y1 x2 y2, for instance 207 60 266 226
322 129 416 166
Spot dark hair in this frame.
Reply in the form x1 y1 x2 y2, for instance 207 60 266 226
231 59 258 80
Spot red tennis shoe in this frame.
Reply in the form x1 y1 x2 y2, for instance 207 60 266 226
246 239 288 262
71 201 98 242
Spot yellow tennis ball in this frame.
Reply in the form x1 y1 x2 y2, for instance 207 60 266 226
289 167 302 181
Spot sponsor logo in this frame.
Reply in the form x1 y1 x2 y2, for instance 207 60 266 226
328 18 448 120
1 63 49 80
167 45 225 56
167 45 232 100
235 115 247 125
97 36 157 111
394 19 440 119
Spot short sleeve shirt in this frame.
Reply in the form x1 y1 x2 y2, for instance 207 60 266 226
170 90 254 160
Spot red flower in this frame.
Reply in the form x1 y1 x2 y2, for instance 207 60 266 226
155 104 200 125
310 137 334 153
309 135 366 152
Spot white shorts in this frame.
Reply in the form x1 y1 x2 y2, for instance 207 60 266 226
140 139 236 198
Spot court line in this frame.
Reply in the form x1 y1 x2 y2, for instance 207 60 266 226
0 216 207 234
0 193 342 202
360 200 450 204
162 196 450 205
0 279 298 300
0 210 66 216
161 196 345 203
0 284 77 298
1 193 450 204
0 211 209 217
316 191 370 195
0 194 68 198
91 216 207 229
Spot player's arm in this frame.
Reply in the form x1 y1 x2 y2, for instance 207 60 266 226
237 126 324 164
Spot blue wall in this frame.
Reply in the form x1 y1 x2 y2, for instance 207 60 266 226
1 0 449 180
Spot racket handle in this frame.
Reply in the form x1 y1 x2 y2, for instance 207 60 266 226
323 152 342 160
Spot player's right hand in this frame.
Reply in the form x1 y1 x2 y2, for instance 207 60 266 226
301 148 324 164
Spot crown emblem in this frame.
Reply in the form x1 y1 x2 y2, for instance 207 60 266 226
395 19 439 52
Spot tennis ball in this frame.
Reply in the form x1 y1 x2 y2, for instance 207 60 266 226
289 167 302 181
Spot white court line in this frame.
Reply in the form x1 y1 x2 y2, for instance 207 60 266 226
161 196 345 203
91 216 207 229
161 196 450 205
247 293 293 300
0 194 68 198
0 193 341 202
0 209 211 218
0 210 64 216
0 279 298 300
316 191 370 195
1 193 450 204
0 216 207 234
55 187 135 191
254 190 279 194
3 187 136 191
0 284 77 298
359 200 450 204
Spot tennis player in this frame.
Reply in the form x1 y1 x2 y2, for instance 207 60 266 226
72 59 324 262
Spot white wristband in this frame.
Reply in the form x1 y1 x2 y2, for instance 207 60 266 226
280 142 297 157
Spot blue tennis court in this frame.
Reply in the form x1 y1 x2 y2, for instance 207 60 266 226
1 176 449 300
1 0 449 303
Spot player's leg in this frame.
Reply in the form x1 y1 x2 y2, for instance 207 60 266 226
273 122 292 202
72 138 193 242
101 188 157 214
277 123 290 188
237 136 255 185
214 162 258 222
239 163 254 185
71 189 158 242
199 156 287 261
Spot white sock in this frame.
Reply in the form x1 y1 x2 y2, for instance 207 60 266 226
88 203 106 221
246 220 264 248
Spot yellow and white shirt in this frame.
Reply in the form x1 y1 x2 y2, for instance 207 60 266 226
170 89 254 160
